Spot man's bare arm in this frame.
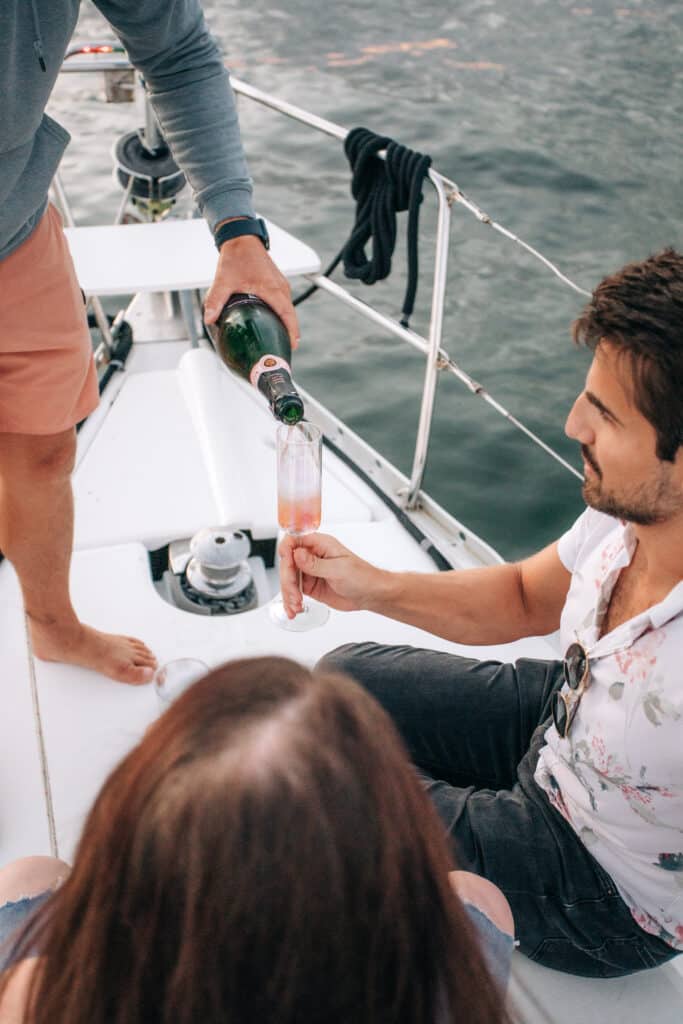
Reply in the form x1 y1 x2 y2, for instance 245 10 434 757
281 533 571 644
368 540 571 644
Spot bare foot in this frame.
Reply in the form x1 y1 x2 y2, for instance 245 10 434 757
29 620 157 686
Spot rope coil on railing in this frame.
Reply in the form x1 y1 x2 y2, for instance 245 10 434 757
342 128 431 325
294 127 432 326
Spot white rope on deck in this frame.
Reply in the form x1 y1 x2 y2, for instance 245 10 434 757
23 614 59 857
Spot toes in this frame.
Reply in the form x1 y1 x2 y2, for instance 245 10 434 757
126 636 155 654
130 642 156 659
123 637 157 667
118 663 155 686
134 654 157 670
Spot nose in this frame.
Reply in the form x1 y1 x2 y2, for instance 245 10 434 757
565 393 594 444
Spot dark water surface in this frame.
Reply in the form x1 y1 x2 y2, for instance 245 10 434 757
53 1 683 558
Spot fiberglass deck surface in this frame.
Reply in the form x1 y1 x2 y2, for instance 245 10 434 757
64 216 321 296
1 341 681 1022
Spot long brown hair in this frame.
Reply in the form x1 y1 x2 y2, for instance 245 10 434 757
2 657 508 1023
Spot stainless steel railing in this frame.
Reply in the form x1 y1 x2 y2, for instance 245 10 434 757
58 48 584 503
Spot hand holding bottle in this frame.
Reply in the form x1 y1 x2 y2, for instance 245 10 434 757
203 233 300 349
278 532 388 618
205 292 304 424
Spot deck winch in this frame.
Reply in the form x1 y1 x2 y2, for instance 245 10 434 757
163 527 258 616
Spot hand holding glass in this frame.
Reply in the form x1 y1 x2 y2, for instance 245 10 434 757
270 421 329 630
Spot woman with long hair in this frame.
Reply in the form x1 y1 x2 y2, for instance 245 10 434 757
0 657 512 1023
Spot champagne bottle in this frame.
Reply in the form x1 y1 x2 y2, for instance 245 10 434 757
206 294 304 425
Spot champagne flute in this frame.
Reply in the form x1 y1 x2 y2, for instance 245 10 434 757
269 421 330 631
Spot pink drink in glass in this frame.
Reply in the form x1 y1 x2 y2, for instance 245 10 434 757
270 422 329 631
277 492 322 535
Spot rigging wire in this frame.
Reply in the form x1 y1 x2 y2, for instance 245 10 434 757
438 354 584 479
439 178 591 297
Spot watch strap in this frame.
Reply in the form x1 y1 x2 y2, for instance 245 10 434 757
214 217 270 251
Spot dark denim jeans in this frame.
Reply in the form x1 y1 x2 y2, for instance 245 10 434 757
321 642 679 978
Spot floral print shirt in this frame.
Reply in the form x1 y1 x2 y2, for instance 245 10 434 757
534 508 683 949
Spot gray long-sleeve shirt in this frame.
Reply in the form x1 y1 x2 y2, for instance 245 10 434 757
0 0 255 261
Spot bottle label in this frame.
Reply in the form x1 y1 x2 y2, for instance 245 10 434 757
249 354 292 389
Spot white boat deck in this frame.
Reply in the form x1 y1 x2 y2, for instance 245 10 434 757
1 222 681 1020
3 340 560 865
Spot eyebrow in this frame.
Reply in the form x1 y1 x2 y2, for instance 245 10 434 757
585 391 624 425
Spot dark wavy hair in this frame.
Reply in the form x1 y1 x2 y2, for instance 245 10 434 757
1 657 508 1024
572 247 683 461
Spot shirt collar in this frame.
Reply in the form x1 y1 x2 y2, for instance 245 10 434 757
580 521 683 657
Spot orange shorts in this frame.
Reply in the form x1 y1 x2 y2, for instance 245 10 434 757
0 204 99 435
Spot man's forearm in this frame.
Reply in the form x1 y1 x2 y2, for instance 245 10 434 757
96 0 254 228
148 65 254 229
364 562 536 645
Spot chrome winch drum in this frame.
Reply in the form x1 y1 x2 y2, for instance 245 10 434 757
185 527 254 600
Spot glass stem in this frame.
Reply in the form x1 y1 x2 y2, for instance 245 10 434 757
293 534 305 611
297 567 308 612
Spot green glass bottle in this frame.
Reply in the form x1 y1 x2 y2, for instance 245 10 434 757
206 293 304 425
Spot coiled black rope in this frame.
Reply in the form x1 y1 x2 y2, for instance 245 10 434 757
294 127 432 328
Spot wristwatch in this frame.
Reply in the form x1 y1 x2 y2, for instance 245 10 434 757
214 216 270 251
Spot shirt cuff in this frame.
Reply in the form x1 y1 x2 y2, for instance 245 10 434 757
200 187 256 233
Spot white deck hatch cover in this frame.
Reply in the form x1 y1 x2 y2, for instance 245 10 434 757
64 217 321 296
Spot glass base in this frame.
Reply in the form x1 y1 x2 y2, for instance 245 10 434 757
269 594 330 632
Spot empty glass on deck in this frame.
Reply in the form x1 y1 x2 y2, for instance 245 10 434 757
154 658 210 708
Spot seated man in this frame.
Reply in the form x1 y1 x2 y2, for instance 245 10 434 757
279 248 683 977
